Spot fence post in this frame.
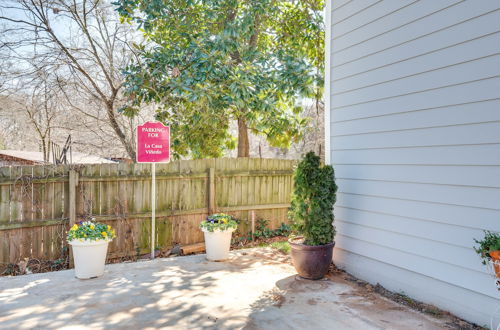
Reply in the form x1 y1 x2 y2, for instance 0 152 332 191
251 210 255 241
68 169 79 268
208 167 215 214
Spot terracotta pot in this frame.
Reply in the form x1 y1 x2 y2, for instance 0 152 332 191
490 250 500 278
289 237 335 280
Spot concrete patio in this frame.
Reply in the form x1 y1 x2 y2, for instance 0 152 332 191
0 248 455 329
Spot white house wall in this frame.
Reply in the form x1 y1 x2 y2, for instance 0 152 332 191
328 0 500 325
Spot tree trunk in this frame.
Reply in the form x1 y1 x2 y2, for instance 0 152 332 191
41 137 48 163
106 104 136 161
237 117 250 157
43 140 49 163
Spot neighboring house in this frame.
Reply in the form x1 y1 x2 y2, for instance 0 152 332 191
325 0 499 325
0 150 117 166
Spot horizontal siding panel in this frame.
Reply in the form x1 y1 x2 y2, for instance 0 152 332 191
336 220 484 275
336 193 500 231
335 207 484 250
335 234 496 298
332 0 380 26
332 31 500 92
329 1 500 324
332 121 500 150
331 144 500 166
332 54 500 107
333 0 457 50
337 178 500 210
333 249 496 325
331 0 356 13
332 0 419 39
332 0 355 12
331 76 500 122
334 164 500 188
333 2 500 66
330 99 500 135
331 10 500 80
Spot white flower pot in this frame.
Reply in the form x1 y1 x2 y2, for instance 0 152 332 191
202 228 235 261
69 239 110 279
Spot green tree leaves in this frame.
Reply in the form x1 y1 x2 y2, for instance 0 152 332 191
114 0 324 158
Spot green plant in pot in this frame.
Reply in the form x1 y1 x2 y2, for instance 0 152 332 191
474 231 500 278
288 151 337 280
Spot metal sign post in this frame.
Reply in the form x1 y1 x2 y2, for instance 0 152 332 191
151 162 156 259
136 121 170 259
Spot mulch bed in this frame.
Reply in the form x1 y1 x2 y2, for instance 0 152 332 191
231 235 288 249
1 257 69 276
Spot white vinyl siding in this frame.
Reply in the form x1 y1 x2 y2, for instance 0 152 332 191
328 0 500 325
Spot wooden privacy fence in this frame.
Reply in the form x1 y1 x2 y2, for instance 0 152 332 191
0 158 296 270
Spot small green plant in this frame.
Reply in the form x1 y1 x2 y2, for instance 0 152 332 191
289 152 337 246
67 220 116 242
247 221 291 240
199 213 238 232
270 241 291 254
274 223 292 236
254 219 274 239
474 231 500 264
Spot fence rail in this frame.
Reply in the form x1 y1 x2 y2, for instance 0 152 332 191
0 158 296 270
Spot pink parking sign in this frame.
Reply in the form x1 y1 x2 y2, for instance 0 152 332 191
136 121 170 163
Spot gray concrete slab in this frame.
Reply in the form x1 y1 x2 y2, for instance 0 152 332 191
0 248 451 329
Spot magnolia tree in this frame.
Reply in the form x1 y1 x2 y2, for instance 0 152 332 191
115 0 324 158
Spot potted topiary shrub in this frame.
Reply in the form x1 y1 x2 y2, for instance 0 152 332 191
474 231 500 277
67 220 116 279
199 213 238 261
289 152 338 280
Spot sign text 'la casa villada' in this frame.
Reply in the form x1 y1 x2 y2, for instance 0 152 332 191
136 121 170 163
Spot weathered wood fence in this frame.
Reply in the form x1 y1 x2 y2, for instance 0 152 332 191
0 158 296 270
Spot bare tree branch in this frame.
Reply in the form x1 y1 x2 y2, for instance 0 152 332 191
0 0 148 159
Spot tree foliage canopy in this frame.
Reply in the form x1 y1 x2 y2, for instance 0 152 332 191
115 0 324 158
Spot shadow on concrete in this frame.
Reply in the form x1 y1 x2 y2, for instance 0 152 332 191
0 249 285 329
1 248 453 330
244 272 454 330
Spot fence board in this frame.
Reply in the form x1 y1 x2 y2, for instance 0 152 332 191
10 167 23 222
0 158 295 271
0 167 10 223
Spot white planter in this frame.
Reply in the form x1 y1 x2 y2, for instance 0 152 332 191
202 228 235 261
69 239 111 279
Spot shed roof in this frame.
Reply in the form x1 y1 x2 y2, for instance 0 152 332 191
0 150 117 165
